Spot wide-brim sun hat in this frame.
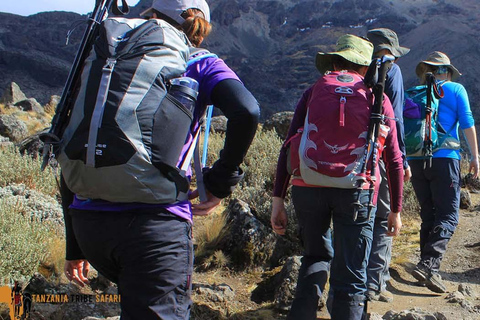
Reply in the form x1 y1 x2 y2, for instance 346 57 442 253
415 51 461 81
367 28 410 58
140 0 211 25
315 34 374 74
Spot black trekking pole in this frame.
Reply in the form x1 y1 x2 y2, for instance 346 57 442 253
352 55 394 221
39 0 129 171
422 72 444 168
423 72 435 168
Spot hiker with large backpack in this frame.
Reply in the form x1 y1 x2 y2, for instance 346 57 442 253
408 51 478 293
60 0 259 318
271 34 404 320
365 28 410 304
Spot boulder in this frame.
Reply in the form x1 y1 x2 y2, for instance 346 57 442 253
14 98 45 114
209 115 227 133
273 256 302 312
0 82 27 106
460 189 472 210
17 131 46 159
263 111 294 140
219 199 278 269
0 114 28 142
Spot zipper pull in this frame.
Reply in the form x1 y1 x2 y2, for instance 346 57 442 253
339 96 346 126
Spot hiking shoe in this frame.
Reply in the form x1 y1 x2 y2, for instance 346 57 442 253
411 265 429 282
366 289 393 303
425 272 447 293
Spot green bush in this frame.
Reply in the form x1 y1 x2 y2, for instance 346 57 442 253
207 129 283 225
0 199 58 283
0 146 58 197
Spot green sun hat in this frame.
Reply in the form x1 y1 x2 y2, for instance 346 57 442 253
315 34 374 74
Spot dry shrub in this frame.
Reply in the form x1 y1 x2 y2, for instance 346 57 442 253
0 200 59 283
0 146 58 197
194 212 229 270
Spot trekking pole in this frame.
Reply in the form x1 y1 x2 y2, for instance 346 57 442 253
423 72 445 168
423 72 435 168
366 55 394 217
352 55 394 221
201 105 214 167
39 0 129 171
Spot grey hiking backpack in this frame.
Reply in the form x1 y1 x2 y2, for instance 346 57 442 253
58 17 196 204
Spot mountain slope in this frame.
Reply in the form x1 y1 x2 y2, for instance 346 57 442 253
1 0 479 121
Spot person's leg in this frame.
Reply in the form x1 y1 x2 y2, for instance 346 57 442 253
286 186 333 320
410 158 460 293
409 160 435 259
366 217 392 301
72 209 193 320
329 189 374 320
366 161 393 302
422 158 460 271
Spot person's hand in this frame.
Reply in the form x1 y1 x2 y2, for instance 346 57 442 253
271 197 288 235
64 259 90 287
386 211 402 236
469 156 479 179
190 189 222 216
404 166 412 182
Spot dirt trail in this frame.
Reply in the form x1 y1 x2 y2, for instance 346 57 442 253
362 193 480 319
310 193 480 320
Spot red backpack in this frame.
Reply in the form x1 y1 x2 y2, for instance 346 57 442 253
287 71 390 188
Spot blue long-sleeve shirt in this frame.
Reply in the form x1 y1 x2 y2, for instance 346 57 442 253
433 81 475 159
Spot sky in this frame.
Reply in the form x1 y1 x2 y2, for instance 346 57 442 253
0 0 141 16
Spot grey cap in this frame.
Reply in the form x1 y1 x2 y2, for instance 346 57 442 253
140 0 210 24
367 28 410 58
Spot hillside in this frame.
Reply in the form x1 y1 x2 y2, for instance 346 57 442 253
1 0 479 121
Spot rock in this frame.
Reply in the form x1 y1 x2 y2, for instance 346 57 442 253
273 256 302 312
193 283 235 303
219 199 278 268
0 82 27 105
0 114 28 142
445 291 465 303
17 131 46 159
460 189 472 209
382 308 446 320
209 115 227 133
368 313 383 320
458 283 477 298
14 98 45 114
263 111 294 140
462 172 480 193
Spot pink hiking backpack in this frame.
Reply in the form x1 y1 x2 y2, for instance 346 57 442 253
288 71 390 189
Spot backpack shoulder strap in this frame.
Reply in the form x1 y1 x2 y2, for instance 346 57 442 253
188 47 218 66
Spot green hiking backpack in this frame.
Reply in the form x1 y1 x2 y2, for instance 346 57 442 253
403 76 460 159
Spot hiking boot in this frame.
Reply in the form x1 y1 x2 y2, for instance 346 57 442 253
411 265 429 282
425 272 447 293
366 289 393 303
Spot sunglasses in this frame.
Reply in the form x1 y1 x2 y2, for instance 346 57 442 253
434 66 449 75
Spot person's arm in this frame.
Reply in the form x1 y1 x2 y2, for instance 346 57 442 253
464 126 479 178
60 174 90 286
270 88 311 234
382 100 404 236
201 79 260 199
455 84 479 178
